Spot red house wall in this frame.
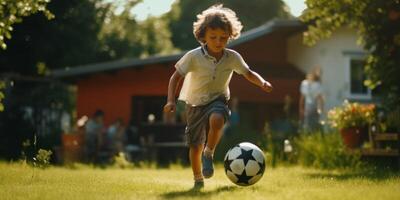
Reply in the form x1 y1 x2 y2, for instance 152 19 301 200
236 32 288 65
77 64 174 126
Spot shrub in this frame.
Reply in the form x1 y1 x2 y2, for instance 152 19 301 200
293 132 364 170
34 149 52 168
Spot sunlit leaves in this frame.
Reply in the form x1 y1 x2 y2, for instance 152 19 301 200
0 0 54 50
36 62 47 75
99 1 176 59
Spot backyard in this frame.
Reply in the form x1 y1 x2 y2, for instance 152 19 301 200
1 1 400 200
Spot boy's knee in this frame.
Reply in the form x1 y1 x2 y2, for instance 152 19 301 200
209 113 225 130
190 144 204 151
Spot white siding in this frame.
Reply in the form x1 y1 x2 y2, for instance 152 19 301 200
287 27 364 114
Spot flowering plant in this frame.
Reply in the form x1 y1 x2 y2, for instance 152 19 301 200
327 100 375 130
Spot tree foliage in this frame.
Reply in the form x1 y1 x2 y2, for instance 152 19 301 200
0 0 110 75
301 0 400 109
0 0 106 159
0 0 54 50
100 1 176 59
164 0 290 50
0 0 53 112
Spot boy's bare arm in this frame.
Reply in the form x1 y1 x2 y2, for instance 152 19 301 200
243 69 273 93
164 71 183 113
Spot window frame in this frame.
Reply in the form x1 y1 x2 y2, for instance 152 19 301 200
343 51 371 100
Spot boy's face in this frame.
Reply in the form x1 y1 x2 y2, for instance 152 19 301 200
204 27 229 54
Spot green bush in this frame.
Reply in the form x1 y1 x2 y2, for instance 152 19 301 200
214 121 367 170
293 132 364 170
34 149 53 168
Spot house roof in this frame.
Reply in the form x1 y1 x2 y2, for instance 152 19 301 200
51 19 304 78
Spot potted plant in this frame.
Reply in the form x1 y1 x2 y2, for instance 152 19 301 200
327 100 375 148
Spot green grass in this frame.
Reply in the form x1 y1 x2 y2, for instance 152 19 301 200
0 162 399 200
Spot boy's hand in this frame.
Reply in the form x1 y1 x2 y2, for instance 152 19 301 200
261 81 273 93
163 102 176 113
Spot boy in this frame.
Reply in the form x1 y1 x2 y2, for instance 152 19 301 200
163 4 273 190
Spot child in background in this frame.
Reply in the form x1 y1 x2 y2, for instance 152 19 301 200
163 4 273 190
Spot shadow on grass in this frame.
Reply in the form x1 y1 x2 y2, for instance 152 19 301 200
162 185 242 199
305 169 400 181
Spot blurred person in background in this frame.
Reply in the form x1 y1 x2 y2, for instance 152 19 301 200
299 67 324 132
84 109 105 162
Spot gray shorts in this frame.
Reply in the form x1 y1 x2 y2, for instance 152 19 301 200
185 97 230 146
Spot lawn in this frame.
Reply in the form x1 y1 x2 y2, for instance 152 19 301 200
0 162 399 200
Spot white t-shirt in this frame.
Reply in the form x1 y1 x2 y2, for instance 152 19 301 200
176 46 250 106
300 79 322 112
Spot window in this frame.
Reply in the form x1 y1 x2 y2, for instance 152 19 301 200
350 59 368 95
345 54 371 100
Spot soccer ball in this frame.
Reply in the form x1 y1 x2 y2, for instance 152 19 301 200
224 142 266 186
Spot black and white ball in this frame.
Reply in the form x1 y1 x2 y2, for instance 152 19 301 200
224 142 266 186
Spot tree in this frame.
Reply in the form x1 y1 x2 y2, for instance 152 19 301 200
0 0 112 75
100 1 176 59
0 0 53 112
164 0 290 50
301 0 400 109
0 0 54 50
0 0 107 160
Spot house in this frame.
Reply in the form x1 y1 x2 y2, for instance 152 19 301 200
287 26 369 112
52 19 367 132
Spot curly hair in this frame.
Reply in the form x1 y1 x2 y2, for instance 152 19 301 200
193 4 243 44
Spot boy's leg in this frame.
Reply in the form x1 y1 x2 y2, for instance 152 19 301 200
189 144 204 188
206 113 225 151
203 112 225 178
